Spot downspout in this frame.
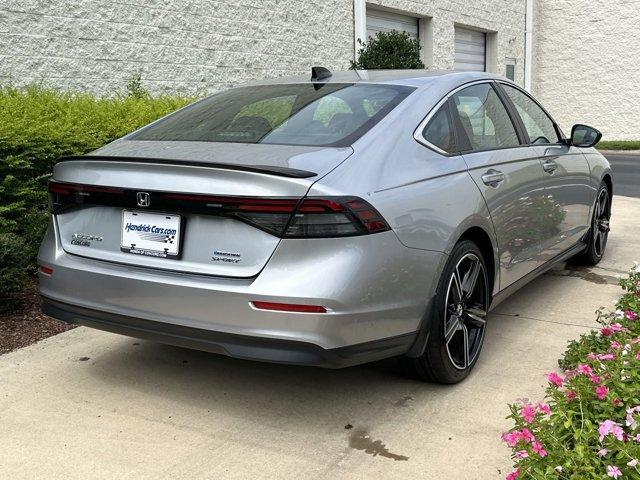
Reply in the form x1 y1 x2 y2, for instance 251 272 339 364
524 0 533 91
354 0 366 60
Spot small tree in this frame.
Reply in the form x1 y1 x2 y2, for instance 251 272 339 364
350 30 425 70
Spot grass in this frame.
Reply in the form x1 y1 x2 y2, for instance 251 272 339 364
597 140 640 151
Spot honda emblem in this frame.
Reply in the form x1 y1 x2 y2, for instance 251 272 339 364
136 192 151 207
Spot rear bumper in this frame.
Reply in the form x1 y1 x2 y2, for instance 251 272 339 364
38 217 445 356
42 297 417 368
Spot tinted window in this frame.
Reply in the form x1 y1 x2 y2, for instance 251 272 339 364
422 102 456 153
502 84 560 144
131 83 414 147
452 83 520 151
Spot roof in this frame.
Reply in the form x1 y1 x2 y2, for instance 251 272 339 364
248 69 505 88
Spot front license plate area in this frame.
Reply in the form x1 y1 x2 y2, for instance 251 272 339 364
121 210 182 259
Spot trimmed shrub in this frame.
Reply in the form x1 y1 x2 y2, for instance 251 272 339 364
0 85 193 311
350 30 425 70
0 233 30 312
502 264 640 479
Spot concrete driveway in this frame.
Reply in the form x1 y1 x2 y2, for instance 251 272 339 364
1 196 638 480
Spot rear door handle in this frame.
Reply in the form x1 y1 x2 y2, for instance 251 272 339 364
481 169 505 187
542 160 558 174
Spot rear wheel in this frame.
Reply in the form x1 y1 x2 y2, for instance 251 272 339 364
573 182 611 266
401 240 489 384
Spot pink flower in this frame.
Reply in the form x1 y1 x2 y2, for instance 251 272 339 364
625 310 638 321
607 465 622 478
565 390 577 401
628 459 638 467
506 468 520 480
611 341 622 350
613 398 622 407
546 372 564 387
521 404 536 423
602 327 614 336
636 351 640 361
599 420 624 442
520 428 534 443
598 448 609 457
537 402 551 415
515 450 528 459
598 353 616 361
502 431 521 448
532 441 547 457
596 385 610 400
612 323 624 332
589 374 603 384
577 363 593 375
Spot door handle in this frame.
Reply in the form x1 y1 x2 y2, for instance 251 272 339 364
481 169 505 188
542 160 558 174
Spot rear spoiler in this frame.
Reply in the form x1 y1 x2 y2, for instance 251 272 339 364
57 155 317 179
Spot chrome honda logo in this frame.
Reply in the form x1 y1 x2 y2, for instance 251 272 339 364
136 192 151 207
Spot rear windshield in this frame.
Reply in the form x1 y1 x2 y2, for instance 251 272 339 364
130 83 415 147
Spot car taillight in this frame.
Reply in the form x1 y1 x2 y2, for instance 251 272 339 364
47 180 390 238
48 180 125 212
283 197 390 238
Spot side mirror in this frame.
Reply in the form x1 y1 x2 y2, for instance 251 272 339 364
570 124 602 148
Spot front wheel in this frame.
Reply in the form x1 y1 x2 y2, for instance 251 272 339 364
572 182 611 266
401 240 490 384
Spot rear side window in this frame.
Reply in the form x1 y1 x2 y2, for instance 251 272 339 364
422 102 457 154
130 83 414 148
501 84 560 144
452 83 520 151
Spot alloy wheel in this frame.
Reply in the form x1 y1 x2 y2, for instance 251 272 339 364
443 253 489 370
593 188 611 258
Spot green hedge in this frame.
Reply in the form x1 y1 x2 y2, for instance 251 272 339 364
0 85 193 312
598 140 640 151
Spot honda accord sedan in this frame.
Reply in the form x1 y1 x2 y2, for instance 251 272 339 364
38 69 612 383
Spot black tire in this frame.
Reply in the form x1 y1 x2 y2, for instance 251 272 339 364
401 240 490 384
572 182 611 266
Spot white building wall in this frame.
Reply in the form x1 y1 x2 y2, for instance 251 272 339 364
0 0 526 96
533 0 640 140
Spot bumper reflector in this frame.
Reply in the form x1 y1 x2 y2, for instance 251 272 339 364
251 301 327 313
38 265 54 275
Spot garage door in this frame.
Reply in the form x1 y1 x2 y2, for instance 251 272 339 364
454 27 486 71
366 8 419 40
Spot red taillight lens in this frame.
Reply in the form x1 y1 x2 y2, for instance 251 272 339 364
251 301 327 313
284 196 390 238
48 180 125 212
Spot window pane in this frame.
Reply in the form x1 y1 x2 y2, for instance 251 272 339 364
452 84 520 151
506 64 515 81
422 103 456 153
502 85 560 144
131 83 414 147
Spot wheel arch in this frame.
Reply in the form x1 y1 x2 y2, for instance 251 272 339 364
457 226 498 299
602 173 613 197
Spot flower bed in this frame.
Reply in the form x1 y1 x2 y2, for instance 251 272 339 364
503 264 640 479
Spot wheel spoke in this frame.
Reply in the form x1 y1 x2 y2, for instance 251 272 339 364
462 324 470 369
451 269 463 303
465 306 487 328
445 315 462 344
461 258 481 300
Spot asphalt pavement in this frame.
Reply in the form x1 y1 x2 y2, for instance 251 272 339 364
603 151 640 198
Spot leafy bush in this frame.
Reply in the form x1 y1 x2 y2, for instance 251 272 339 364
0 233 30 312
502 264 640 479
0 84 193 311
350 30 425 70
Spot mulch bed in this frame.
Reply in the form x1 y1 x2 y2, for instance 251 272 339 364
0 280 75 355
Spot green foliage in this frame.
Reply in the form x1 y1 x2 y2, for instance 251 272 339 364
0 233 30 312
598 140 640 151
0 85 193 311
125 72 149 99
503 265 640 479
350 30 425 70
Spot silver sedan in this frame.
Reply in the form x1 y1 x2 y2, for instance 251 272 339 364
38 69 612 383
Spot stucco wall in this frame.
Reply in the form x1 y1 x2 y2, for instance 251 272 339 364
0 0 526 96
533 0 640 140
